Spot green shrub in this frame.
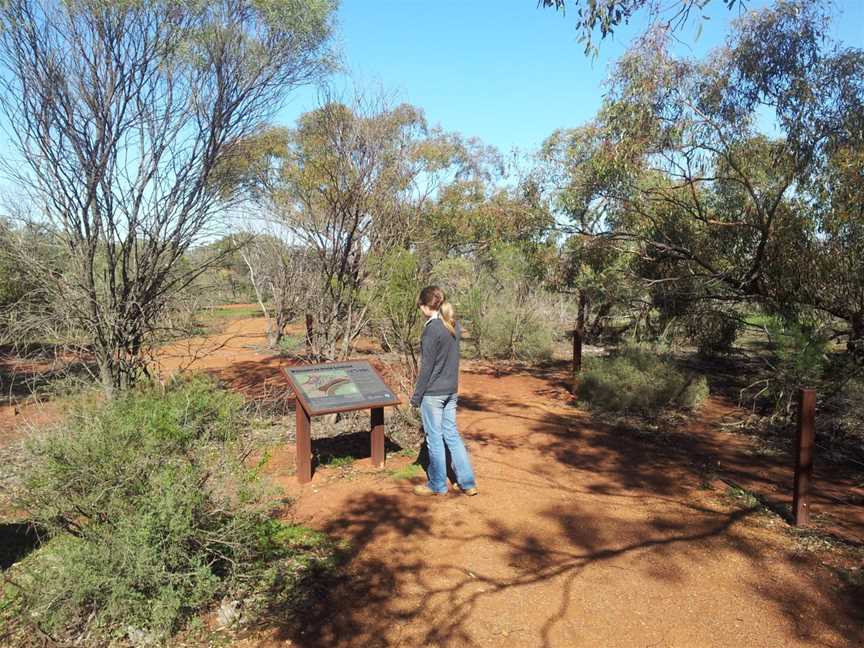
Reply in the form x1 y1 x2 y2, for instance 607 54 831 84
278 332 307 355
578 346 709 414
680 374 711 410
2 377 336 645
761 317 831 416
468 295 555 361
684 308 741 356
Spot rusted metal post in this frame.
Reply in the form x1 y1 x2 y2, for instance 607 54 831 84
792 388 816 526
370 407 385 468
295 402 312 484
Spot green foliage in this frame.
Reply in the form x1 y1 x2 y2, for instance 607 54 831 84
278 332 307 355
0 219 66 319
200 305 264 324
320 455 355 468
820 378 864 463
765 318 828 385
439 245 557 361
756 316 831 416
552 0 864 363
538 0 742 55
683 307 741 356
0 221 27 308
388 463 424 480
680 372 711 410
366 247 426 353
3 377 333 645
424 179 553 258
579 346 710 414
0 0 337 395
467 296 556 361
189 235 258 304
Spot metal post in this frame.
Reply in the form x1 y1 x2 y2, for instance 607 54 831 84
295 402 312 484
370 407 385 468
792 388 816 526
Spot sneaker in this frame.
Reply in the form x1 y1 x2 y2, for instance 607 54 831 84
452 484 479 496
413 485 446 496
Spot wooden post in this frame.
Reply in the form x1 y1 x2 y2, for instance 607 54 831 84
571 292 587 394
571 328 582 394
295 402 312 484
792 388 816 526
370 407 385 469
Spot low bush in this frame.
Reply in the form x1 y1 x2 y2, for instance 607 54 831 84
578 346 710 415
684 308 741 356
760 317 831 417
468 293 556 361
431 246 556 362
0 377 339 646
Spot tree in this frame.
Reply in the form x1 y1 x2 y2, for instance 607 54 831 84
539 125 644 387
0 218 35 310
539 0 745 53
238 230 317 348
562 1 864 359
0 0 336 396
263 94 477 361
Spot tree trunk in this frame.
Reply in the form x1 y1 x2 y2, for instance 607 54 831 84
305 313 314 357
850 313 864 364
267 323 283 349
589 302 612 336
571 291 588 394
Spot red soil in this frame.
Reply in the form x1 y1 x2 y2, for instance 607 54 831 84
248 366 861 648
1 313 861 647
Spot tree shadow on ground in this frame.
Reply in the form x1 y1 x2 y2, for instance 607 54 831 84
412 438 459 486
312 431 402 468
0 354 97 403
459 371 864 547
0 522 42 571
266 486 862 648
204 357 293 402
257 360 864 647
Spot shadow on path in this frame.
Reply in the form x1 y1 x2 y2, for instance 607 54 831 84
262 363 862 647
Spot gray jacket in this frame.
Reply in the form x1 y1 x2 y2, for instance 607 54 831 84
410 318 460 406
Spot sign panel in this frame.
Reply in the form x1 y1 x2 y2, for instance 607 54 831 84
285 361 400 415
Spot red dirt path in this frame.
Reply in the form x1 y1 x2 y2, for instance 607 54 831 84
1 314 862 647
251 367 861 648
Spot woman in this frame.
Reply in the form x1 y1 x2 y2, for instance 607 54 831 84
410 286 478 496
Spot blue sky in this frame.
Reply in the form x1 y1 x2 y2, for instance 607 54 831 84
277 0 864 155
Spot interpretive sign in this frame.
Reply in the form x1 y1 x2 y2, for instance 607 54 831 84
285 361 399 416
282 361 401 484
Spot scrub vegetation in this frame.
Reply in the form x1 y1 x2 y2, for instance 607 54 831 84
0 0 862 645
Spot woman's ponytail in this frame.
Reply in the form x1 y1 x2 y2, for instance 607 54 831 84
439 301 457 337
418 285 458 337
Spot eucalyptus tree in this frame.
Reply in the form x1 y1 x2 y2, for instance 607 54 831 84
367 140 554 382
0 0 336 396
263 96 478 361
238 230 317 349
540 125 646 384
539 0 746 54
564 1 864 358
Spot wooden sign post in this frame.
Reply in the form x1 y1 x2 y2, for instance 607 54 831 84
792 388 816 526
283 361 401 484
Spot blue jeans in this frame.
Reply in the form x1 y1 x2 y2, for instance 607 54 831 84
420 393 476 493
